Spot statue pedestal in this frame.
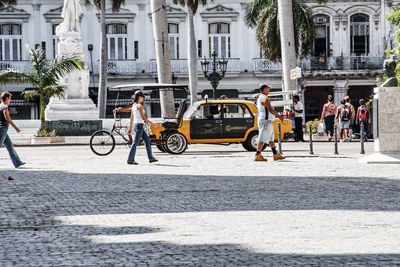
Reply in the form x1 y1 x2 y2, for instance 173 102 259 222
360 86 400 164
45 98 98 121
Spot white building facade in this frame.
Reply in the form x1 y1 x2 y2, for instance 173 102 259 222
0 0 397 119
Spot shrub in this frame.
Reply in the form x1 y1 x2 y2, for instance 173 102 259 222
36 125 57 137
305 119 320 134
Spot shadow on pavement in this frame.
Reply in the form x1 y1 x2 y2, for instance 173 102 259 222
1 170 400 265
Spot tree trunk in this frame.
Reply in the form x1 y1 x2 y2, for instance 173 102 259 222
187 8 198 105
97 0 107 118
278 0 297 96
150 0 175 119
40 98 45 128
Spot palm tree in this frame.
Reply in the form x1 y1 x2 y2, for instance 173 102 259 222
245 0 321 92
173 0 212 105
0 0 16 8
84 0 126 119
0 47 85 127
150 0 175 119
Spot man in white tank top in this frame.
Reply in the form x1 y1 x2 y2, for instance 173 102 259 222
255 84 285 161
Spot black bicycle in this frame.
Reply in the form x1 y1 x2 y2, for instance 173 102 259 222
89 109 133 156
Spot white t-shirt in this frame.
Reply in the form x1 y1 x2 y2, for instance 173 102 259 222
293 101 304 118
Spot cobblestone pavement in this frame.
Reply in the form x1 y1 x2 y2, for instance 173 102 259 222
1 142 400 266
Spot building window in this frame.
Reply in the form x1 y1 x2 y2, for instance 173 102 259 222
208 22 230 58
106 23 128 60
134 41 139 59
168 23 179 59
313 15 330 57
0 24 22 61
198 40 202 58
52 24 59 58
350 14 370 56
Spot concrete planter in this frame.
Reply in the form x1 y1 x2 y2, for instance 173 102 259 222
31 136 65 145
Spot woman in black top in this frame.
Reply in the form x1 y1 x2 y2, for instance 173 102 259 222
0 91 25 168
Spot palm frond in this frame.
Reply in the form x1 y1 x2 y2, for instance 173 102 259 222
0 0 17 8
23 90 40 102
43 84 66 102
244 0 273 28
45 55 86 83
172 0 213 14
0 69 35 85
84 0 125 12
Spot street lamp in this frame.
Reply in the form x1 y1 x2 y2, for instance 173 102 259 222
201 51 228 99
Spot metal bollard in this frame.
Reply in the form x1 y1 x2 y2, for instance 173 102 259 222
278 122 282 154
360 121 365 154
309 124 314 155
334 123 339 155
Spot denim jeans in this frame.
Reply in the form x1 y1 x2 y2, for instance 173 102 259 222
0 126 22 168
127 123 155 163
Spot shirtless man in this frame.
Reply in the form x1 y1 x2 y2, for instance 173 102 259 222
255 84 286 161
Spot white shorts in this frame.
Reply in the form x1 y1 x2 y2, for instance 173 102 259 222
258 119 274 143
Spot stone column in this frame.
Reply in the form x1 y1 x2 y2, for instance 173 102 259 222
333 86 348 105
374 87 400 153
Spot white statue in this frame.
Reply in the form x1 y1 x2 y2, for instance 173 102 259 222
57 0 82 34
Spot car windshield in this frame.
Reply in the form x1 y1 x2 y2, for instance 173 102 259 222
183 103 199 119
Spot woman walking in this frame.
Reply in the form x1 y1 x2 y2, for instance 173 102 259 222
0 91 25 168
320 95 337 141
127 91 158 165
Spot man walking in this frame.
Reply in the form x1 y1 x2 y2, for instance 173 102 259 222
336 99 352 142
344 96 355 141
255 84 285 161
292 95 305 142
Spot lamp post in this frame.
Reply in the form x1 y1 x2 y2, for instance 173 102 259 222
201 51 228 99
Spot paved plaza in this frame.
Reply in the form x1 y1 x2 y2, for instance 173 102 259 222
1 142 400 266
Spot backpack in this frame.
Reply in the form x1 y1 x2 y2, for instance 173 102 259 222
359 105 368 121
340 105 351 121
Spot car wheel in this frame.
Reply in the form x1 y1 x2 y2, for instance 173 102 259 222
244 132 267 151
165 132 188 154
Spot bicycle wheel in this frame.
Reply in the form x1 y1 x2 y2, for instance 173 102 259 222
90 130 116 156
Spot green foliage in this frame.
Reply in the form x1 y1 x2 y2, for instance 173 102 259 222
36 125 57 137
244 0 318 62
0 46 85 126
84 0 125 12
305 118 320 134
0 0 17 8
172 0 211 14
385 4 400 86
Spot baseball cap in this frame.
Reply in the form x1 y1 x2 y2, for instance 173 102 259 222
259 83 270 90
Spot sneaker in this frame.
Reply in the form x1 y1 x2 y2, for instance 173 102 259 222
127 161 138 165
15 162 26 168
273 153 286 161
254 154 268 161
149 159 158 163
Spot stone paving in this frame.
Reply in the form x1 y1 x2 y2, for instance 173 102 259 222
1 142 400 266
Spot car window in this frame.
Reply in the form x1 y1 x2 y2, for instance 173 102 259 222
193 104 221 119
223 104 252 118
184 103 199 119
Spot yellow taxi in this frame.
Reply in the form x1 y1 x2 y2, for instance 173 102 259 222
150 99 293 154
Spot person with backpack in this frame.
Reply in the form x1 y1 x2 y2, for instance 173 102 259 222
336 99 352 142
355 99 371 142
344 96 356 141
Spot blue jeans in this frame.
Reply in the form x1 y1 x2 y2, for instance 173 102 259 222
127 123 155 163
0 126 22 168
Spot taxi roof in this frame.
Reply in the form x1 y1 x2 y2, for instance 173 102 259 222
110 83 189 91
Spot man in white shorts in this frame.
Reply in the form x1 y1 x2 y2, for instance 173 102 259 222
255 84 286 161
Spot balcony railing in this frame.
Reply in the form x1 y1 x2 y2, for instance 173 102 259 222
253 58 282 73
0 60 30 72
299 56 384 72
106 59 137 75
149 58 241 74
